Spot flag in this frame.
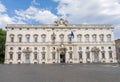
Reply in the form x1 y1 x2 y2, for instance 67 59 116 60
51 32 56 40
71 31 74 39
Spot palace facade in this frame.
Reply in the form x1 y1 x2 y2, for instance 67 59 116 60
4 19 117 64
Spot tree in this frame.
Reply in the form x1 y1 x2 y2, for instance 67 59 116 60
0 28 6 63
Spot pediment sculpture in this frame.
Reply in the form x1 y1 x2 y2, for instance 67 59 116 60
54 18 68 26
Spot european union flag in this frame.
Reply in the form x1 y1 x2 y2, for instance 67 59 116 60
71 31 74 39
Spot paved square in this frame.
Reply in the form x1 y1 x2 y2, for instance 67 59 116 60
0 64 120 82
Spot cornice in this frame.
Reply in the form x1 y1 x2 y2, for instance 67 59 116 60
6 24 114 29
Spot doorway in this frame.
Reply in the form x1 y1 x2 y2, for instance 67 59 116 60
25 54 30 64
93 53 99 63
60 53 65 63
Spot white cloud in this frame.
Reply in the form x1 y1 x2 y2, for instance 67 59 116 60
54 0 120 23
0 14 14 28
0 2 25 29
14 6 58 24
0 0 120 39
54 0 120 39
0 1 6 12
0 2 13 29
31 0 40 6
0 1 58 28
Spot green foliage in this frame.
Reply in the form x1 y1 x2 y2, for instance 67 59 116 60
0 28 6 63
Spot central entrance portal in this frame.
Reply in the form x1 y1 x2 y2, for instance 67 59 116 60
60 53 65 63
94 54 99 63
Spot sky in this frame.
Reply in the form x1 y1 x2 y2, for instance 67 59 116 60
0 0 120 39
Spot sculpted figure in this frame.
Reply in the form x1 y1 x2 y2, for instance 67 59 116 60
54 18 68 26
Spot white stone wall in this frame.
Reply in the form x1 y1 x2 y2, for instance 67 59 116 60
4 24 117 64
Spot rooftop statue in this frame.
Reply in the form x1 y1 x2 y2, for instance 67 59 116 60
54 18 68 26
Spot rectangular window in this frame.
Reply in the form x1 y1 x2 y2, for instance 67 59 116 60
69 53 72 59
68 37 72 42
79 47 82 50
107 35 111 42
85 37 89 42
53 47 55 50
34 54 37 59
42 54 45 59
119 48 120 53
109 52 112 58
79 53 82 59
42 37 46 42
18 47 21 50
18 54 21 60
93 37 96 42
52 53 56 59
34 47 37 50
86 47 89 50
69 47 72 50
102 53 105 58
87 53 90 59
26 47 29 50
34 37 38 42
11 28 14 30
10 54 13 60
78 37 82 42
100 37 104 42
60 38 64 42
19 37 22 42
42 47 45 50
11 37 14 42
10 47 13 50
27 37 30 42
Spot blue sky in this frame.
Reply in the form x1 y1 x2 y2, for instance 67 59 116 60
0 0 120 39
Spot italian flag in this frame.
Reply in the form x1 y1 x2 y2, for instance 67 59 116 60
51 32 56 40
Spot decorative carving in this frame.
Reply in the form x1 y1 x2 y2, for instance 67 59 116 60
54 18 68 26
91 47 100 54
17 52 21 54
57 44 67 53
22 48 32 53
78 51 83 53
41 51 46 54
33 52 39 54
9 51 13 54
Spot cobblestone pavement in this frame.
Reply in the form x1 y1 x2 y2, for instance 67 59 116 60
0 64 120 82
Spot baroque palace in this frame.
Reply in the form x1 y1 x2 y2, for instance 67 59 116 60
4 18 117 64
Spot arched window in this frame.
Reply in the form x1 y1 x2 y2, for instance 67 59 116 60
99 34 104 42
10 34 14 42
92 34 97 42
18 34 22 42
77 34 82 42
68 34 72 42
107 34 111 42
34 34 38 42
26 34 30 42
85 34 89 42
41 34 46 42
51 32 56 43
59 34 64 42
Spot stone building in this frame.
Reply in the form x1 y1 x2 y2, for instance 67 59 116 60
115 39 120 62
4 18 117 64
